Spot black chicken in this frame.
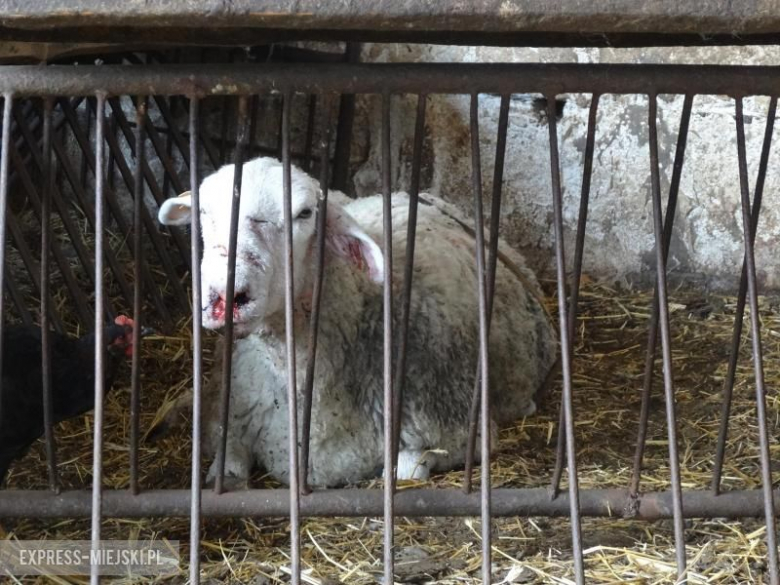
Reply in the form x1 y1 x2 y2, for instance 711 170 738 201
0 315 149 486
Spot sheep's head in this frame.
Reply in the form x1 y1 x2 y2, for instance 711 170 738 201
158 157 383 335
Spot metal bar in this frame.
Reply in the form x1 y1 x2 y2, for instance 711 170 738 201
550 93 600 498
734 96 780 583
281 90 301 585
4 273 34 328
464 93 510 493
129 96 147 496
90 92 107 585
0 94 12 448
712 95 777 495
647 94 687 579
302 94 317 172
392 93 426 471
629 94 694 502
381 91 395 585
300 105 332 495
2 487 780 519
546 92 585 585
248 94 260 159
40 97 59 493
188 97 204 585
469 93 493 585
7 63 780 97
331 43 361 191
214 96 250 494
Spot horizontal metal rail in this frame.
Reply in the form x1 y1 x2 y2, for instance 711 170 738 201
0 488 777 519
3 63 780 97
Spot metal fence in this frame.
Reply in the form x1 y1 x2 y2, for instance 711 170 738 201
0 60 778 585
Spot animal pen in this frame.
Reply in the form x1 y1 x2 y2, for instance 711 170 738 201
2 2 780 583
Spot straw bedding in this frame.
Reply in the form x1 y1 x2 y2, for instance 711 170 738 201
2 274 780 584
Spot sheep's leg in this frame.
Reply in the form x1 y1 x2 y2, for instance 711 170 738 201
204 441 252 490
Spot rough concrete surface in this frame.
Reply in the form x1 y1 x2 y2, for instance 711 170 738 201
349 44 780 290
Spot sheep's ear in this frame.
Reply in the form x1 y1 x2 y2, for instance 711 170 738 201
325 202 384 284
158 191 193 226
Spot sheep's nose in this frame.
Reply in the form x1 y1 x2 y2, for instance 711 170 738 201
210 291 250 321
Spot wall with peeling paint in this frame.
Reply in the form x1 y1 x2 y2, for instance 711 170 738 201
347 45 780 290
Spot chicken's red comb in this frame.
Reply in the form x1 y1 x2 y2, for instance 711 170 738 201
114 315 135 328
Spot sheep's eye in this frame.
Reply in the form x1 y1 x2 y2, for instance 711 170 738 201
296 208 313 220
249 217 268 225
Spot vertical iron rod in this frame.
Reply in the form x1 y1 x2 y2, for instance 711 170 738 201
550 93 600 498
300 100 332 495
712 96 777 495
90 92 107 585
629 94 694 502
303 95 318 172
40 97 59 493
0 95 12 427
188 97 204 585
463 93 511 494
647 94 687 579
392 93 427 470
546 93 585 584
129 96 147 495
382 91 395 585
469 93 493 584
734 96 779 584
282 91 302 585
215 96 250 494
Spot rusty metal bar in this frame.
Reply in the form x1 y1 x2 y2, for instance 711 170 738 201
188 97 204 585
392 93 426 472
4 273 34 328
381 91 395 585
550 93 600 499
629 94 694 503
546 92 585 585
40 97 59 493
464 93 510 494
129 96 147 496
648 93 687 578
281 90 301 585
734 96 779 583
469 93 493 584
214 96 250 495
300 108 332 496
90 91 107 585
712 96 777 495
0 94 11 450
2 487 780 519
7 63 780 97
302 94 317 172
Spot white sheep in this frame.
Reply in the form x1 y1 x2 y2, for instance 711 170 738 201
158 156 557 488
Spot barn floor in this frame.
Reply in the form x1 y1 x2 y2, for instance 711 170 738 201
3 278 780 584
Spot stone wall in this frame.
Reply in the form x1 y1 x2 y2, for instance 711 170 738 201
348 44 780 290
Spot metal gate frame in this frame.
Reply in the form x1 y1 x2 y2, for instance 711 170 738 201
0 61 778 585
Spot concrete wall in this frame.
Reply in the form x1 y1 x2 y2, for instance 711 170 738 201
348 45 780 290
